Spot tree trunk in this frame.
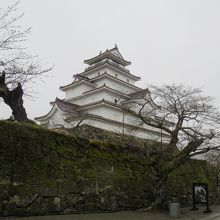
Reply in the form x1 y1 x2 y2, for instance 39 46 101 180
0 72 27 121
152 175 169 208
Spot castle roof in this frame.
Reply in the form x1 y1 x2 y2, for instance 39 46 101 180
35 98 79 120
55 98 79 112
82 59 140 80
60 77 96 91
74 74 90 81
128 89 150 99
84 45 131 66
75 98 130 111
82 83 131 98
108 45 124 59
89 72 141 91
36 97 168 127
60 71 141 93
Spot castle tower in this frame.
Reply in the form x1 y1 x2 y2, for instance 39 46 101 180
35 46 170 141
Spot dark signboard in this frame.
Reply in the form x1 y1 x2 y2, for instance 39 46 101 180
195 184 207 203
191 183 212 213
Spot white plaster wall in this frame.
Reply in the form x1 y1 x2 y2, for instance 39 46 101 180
70 91 126 106
82 104 170 141
104 66 136 85
83 70 99 79
82 105 112 121
84 105 123 122
84 105 136 125
65 83 94 100
42 104 170 142
45 109 68 128
83 65 137 85
123 100 155 113
69 94 98 105
92 77 138 94
123 112 170 142
63 118 85 129
70 116 170 142
82 118 123 134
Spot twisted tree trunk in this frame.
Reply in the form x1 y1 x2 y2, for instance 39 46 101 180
153 176 169 208
0 72 27 121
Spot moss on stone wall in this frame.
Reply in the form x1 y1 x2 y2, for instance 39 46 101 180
0 121 217 216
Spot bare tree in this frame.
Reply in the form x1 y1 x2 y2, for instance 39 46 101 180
205 151 220 191
133 84 220 207
0 2 52 121
49 118 84 135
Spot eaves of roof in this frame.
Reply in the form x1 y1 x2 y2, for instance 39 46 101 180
109 45 124 59
35 97 171 136
35 98 79 121
84 50 131 66
90 72 142 91
60 78 96 91
82 60 140 80
128 89 150 99
82 84 130 98
76 98 133 112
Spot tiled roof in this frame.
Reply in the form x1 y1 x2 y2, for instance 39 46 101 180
76 98 131 112
128 89 150 99
35 98 79 121
83 59 137 77
82 83 130 98
60 76 96 91
109 44 124 59
74 74 90 81
84 46 131 66
55 98 79 113
90 72 141 91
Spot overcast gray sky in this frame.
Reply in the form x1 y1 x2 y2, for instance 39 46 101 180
1 0 220 120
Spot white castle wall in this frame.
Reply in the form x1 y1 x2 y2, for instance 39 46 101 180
68 91 127 106
83 64 137 85
65 83 94 100
78 104 170 142
68 116 170 142
83 104 123 122
92 77 138 94
42 108 68 128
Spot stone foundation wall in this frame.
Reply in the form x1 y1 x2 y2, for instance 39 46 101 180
0 121 216 216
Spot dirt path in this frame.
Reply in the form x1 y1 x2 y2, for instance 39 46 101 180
1 206 220 220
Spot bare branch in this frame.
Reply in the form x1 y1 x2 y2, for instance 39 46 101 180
0 2 52 119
